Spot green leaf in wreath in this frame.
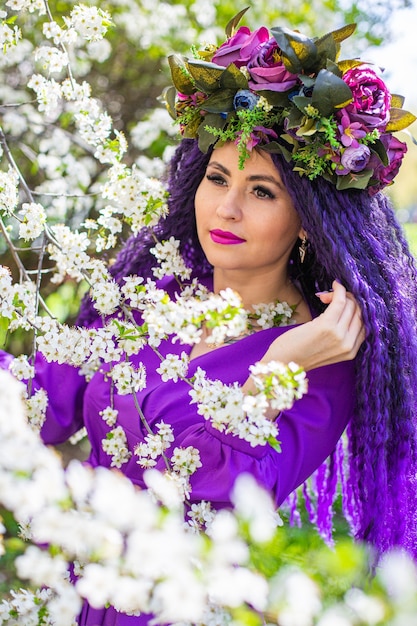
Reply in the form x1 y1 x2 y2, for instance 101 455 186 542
386 108 417 132
311 69 353 116
161 86 178 120
182 114 204 139
337 58 362 74
336 169 373 191
328 23 357 45
225 7 250 38
325 58 342 78
167 55 195 95
314 32 338 68
371 138 389 166
202 89 236 113
220 63 248 91
286 105 305 128
391 94 405 108
291 95 312 114
187 59 226 93
257 89 292 108
197 112 228 152
271 27 319 74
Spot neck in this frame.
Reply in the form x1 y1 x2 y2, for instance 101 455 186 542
213 267 298 309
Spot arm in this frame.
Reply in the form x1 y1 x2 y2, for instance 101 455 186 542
242 281 364 419
191 357 356 508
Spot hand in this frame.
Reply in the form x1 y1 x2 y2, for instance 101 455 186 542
258 280 365 372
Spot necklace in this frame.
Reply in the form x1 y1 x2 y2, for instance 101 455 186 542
206 296 302 348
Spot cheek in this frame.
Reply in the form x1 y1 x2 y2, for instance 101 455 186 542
258 212 300 243
194 185 214 236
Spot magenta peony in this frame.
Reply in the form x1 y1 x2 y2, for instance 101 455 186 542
343 66 391 129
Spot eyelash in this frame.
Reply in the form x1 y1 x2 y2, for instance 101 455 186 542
206 175 276 200
206 174 225 185
254 185 275 200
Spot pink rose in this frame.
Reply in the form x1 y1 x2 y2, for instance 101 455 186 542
212 26 269 68
370 134 407 193
211 26 252 67
237 26 270 65
343 66 391 130
247 37 299 92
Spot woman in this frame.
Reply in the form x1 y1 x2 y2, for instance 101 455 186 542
3 12 417 626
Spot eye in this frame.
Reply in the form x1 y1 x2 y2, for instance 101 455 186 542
253 185 275 200
206 173 227 186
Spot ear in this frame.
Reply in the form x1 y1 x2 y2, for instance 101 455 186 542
298 227 307 240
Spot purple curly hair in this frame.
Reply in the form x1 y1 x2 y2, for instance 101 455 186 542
78 138 417 558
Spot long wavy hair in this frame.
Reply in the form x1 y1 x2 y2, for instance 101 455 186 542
78 138 417 558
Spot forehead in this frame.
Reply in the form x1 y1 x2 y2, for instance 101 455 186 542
208 143 285 185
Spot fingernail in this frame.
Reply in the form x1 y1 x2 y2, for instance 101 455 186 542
315 290 329 296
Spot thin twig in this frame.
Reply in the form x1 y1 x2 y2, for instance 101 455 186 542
131 389 171 472
0 126 35 203
0 220 55 318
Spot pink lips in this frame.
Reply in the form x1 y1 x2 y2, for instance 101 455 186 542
210 229 246 245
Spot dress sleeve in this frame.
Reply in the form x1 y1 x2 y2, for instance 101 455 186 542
0 350 87 445
193 359 355 507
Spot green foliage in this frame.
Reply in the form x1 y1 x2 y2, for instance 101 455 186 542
0 509 26 597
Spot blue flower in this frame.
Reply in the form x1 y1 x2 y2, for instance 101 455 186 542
233 89 259 111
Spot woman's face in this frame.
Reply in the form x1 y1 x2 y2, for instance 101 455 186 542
195 143 303 282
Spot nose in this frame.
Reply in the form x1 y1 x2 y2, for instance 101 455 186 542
216 188 242 221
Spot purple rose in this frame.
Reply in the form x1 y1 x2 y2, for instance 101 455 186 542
247 37 299 93
340 144 371 173
212 26 269 68
370 134 408 193
343 66 391 130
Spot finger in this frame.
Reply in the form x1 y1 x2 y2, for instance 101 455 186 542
316 290 334 305
315 279 345 305
319 280 349 322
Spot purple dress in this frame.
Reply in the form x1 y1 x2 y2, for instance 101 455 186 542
0 276 356 625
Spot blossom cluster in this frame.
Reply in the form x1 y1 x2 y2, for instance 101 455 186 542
0 370 274 624
135 281 249 347
166 12 416 192
18 201 46 240
189 360 307 448
2 370 417 625
150 236 191 281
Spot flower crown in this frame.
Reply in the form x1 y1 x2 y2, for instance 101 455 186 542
163 9 416 193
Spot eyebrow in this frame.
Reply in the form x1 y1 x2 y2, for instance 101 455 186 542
207 161 284 189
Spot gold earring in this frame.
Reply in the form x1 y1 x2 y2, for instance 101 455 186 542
299 237 308 264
